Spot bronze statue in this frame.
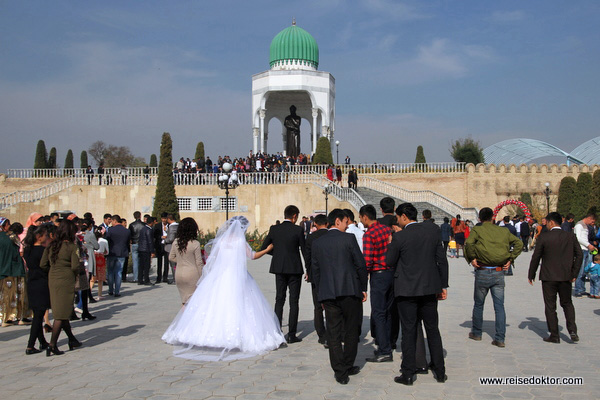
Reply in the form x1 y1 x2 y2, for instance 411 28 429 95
284 105 301 157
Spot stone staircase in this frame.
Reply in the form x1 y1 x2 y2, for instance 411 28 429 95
355 187 454 223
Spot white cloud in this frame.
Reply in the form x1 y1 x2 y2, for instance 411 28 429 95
491 10 525 23
0 40 250 169
365 38 496 86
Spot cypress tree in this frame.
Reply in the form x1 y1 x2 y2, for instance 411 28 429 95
64 149 74 169
557 176 577 217
573 173 593 220
519 193 533 214
34 140 48 169
588 170 600 214
153 132 179 220
312 137 333 165
48 147 57 169
414 145 426 164
80 151 88 169
195 142 205 161
149 154 158 168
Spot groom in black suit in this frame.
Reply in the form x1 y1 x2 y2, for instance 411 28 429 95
386 202 448 385
312 209 368 384
261 205 306 343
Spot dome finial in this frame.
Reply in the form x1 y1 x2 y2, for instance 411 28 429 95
292 17 296 26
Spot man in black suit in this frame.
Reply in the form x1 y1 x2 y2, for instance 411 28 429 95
528 212 583 343
386 203 448 385
261 205 306 343
312 209 368 385
302 214 329 347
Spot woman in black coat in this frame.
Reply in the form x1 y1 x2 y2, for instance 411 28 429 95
23 225 51 354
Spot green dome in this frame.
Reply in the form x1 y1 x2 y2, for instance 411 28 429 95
269 23 319 69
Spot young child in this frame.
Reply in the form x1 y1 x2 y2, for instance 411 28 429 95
448 239 457 258
584 254 600 298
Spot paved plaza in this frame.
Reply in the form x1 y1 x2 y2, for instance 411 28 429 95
1 251 599 399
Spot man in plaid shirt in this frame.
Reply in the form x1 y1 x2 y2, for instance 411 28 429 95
360 204 394 362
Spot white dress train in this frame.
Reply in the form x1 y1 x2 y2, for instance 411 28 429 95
162 218 285 361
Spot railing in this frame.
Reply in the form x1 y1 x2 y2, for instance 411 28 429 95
6 163 465 179
359 176 478 221
7 167 158 179
288 162 466 174
309 174 367 212
1 171 475 219
0 179 75 210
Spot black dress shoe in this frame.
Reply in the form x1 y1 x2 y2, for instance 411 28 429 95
415 367 429 375
543 336 560 344
88 296 97 304
114 294 121 298
144 282 155 286
348 366 361 376
570 332 579 342
285 334 302 344
366 354 393 363
70 311 80 321
431 370 447 383
25 348 41 355
318 337 329 348
394 374 416 385
335 376 349 385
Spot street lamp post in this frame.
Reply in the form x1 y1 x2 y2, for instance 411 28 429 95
335 140 340 165
544 182 552 213
217 162 239 221
323 184 332 215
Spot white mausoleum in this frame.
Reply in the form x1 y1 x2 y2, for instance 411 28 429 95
251 21 336 155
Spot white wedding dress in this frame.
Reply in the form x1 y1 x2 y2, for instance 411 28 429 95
162 216 285 361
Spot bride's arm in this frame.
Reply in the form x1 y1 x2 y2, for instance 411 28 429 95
252 243 273 260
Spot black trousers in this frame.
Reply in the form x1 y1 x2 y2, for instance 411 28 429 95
323 296 363 380
274 274 302 335
122 256 129 282
397 294 445 376
521 235 529 251
310 282 326 340
138 251 151 284
542 281 577 339
156 245 169 282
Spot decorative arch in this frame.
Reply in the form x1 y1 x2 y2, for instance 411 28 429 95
493 199 532 221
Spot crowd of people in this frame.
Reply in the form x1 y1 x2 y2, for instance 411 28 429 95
0 209 192 356
81 152 363 189
2 198 598 385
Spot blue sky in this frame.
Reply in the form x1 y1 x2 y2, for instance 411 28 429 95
1 0 599 171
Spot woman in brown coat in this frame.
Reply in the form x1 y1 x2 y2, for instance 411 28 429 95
41 219 82 356
169 218 204 305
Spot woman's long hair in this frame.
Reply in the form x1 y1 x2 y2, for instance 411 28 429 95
23 224 50 255
175 217 198 254
49 219 77 264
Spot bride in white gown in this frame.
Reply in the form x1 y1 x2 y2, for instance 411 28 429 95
162 216 285 361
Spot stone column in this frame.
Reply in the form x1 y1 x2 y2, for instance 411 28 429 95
253 128 259 155
282 125 288 156
259 109 266 154
312 108 319 155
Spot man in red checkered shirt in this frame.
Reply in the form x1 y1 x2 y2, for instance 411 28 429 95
360 204 394 362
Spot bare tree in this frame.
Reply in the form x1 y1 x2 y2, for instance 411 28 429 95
88 141 108 166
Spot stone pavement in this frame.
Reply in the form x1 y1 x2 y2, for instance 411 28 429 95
1 251 599 399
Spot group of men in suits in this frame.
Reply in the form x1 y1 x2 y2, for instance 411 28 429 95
261 203 448 385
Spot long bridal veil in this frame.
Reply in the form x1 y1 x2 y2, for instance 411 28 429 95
162 216 285 361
